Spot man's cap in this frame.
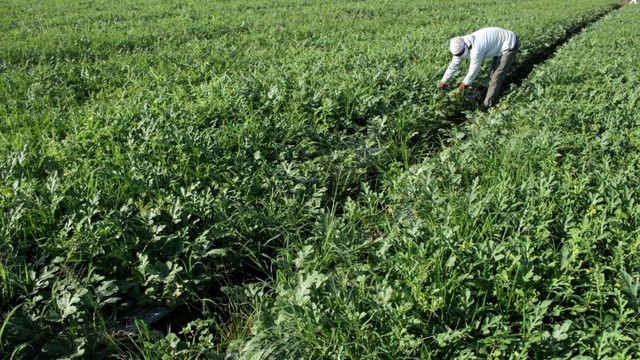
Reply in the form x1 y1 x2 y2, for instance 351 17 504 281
450 36 465 56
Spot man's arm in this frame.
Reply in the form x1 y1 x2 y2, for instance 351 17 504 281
441 56 462 84
462 51 483 86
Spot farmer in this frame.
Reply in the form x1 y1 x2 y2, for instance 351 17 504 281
438 27 520 109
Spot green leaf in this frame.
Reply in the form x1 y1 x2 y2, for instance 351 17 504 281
552 320 572 341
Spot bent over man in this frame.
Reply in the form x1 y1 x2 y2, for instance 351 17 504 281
438 27 520 109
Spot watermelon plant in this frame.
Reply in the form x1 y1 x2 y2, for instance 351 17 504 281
232 4 640 358
0 0 624 358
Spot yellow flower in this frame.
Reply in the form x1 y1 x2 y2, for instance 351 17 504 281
587 206 596 216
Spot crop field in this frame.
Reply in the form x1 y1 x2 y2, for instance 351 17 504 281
1 0 638 358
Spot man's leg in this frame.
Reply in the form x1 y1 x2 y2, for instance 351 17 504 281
488 56 500 81
482 56 500 109
483 41 520 108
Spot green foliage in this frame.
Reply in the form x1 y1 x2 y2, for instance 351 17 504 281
234 4 640 360
0 0 626 358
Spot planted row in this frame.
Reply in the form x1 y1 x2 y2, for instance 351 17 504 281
0 0 621 358
232 4 640 359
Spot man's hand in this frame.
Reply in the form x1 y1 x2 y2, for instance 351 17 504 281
458 82 470 90
438 82 446 90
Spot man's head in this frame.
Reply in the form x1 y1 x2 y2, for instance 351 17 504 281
450 36 468 58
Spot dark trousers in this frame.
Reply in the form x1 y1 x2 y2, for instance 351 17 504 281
484 37 520 108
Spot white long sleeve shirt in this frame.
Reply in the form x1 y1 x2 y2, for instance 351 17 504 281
441 27 518 86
